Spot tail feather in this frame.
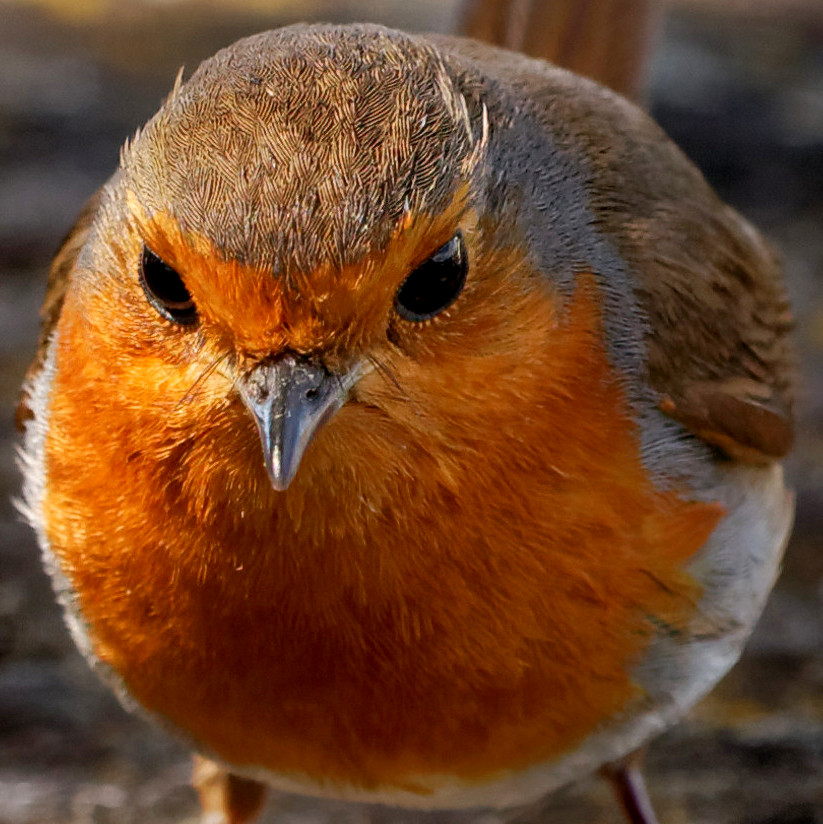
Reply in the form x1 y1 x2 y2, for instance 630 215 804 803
458 0 663 102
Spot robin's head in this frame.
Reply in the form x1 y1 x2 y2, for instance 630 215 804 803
58 23 578 500
54 22 697 531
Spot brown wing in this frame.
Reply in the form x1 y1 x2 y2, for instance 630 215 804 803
16 187 103 431
458 0 663 102
585 115 797 464
638 202 796 464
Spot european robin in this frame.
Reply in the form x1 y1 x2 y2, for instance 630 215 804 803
17 22 795 824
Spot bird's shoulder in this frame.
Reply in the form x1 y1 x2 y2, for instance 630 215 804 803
431 34 796 464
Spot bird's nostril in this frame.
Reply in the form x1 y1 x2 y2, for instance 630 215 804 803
305 387 320 402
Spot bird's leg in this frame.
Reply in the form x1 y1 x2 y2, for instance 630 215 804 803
192 754 268 824
601 749 660 824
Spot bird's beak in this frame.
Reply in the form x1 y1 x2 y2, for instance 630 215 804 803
237 355 358 491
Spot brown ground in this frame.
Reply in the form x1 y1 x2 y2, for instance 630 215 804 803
0 2 821 822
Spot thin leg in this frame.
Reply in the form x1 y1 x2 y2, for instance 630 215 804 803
192 754 268 824
601 750 660 824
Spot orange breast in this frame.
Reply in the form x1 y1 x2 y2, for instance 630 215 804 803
42 275 721 791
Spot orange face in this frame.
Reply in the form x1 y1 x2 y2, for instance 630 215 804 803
40 173 723 790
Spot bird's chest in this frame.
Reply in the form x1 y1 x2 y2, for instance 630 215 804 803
29 297 723 795
41 445 721 794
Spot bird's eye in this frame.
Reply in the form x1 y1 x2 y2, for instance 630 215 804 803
139 246 198 326
394 232 467 322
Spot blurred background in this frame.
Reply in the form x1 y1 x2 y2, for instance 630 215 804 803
0 0 821 822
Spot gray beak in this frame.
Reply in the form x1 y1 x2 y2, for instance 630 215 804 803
237 355 353 491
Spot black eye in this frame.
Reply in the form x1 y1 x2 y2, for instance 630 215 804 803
139 246 197 326
394 232 467 322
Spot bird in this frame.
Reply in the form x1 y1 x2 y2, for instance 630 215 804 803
16 20 796 824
